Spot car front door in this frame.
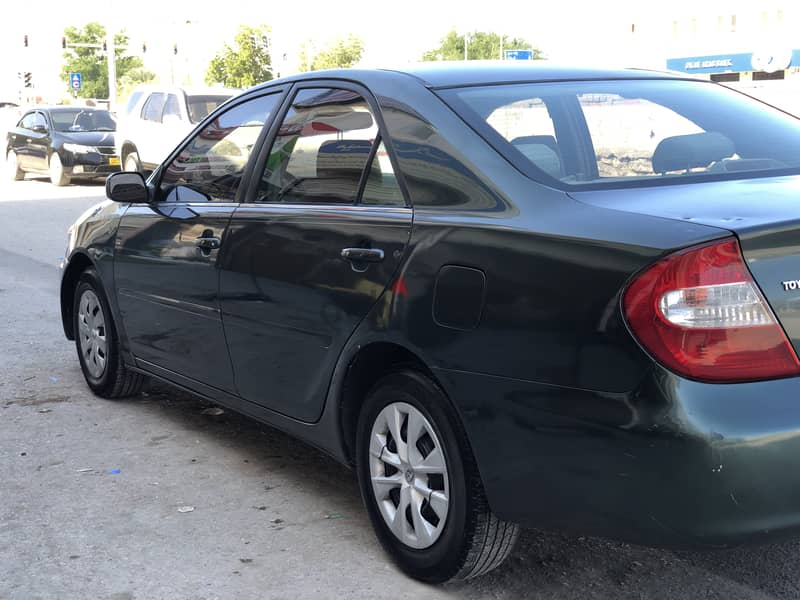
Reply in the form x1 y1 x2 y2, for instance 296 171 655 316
220 85 412 422
8 112 36 169
28 111 51 170
114 90 284 391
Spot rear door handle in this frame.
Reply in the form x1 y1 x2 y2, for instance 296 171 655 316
341 248 384 263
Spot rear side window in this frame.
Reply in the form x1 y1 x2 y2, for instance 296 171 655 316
142 93 166 122
361 141 405 206
159 92 280 202
257 88 378 204
187 95 231 124
163 94 183 121
441 79 800 189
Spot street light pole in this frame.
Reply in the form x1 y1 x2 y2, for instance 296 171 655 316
106 28 116 111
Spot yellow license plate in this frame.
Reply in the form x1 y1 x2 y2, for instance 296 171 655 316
109 156 121 166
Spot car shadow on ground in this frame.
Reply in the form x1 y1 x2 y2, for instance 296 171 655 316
21 175 107 187
118 382 800 600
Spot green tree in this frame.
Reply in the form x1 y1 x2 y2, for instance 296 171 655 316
422 30 544 61
117 67 157 101
61 22 144 99
206 25 273 88
299 35 364 72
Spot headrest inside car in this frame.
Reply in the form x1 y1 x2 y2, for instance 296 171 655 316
652 131 735 174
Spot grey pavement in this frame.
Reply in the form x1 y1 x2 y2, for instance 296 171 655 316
1 176 800 599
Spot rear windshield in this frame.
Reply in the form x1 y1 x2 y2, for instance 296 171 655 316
187 95 232 124
439 79 800 190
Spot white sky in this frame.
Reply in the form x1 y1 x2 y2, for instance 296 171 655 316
0 0 791 100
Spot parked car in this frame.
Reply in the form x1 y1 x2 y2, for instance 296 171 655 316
60 63 800 582
115 85 238 173
6 107 119 185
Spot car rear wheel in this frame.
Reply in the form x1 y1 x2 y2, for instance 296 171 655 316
124 151 142 173
49 153 70 186
74 269 146 398
356 370 519 583
7 151 23 181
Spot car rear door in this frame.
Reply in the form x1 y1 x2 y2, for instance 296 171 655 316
114 90 285 392
220 84 412 422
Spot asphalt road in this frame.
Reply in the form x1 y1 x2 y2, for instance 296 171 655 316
2 176 800 599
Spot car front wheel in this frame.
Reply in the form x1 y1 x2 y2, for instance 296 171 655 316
49 153 70 186
356 370 519 583
124 151 141 173
74 269 146 398
7 151 23 180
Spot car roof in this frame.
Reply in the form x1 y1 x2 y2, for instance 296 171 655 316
129 85 240 97
25 106 110 113
250 61 689 92
385 61 688 88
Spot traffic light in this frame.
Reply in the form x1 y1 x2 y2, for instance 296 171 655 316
142 42 147 53
61 36 66 49
173 43 178 55
24 72 32 88
24 34 28 47
102 41 107 51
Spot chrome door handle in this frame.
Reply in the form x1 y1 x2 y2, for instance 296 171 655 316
341 248 384 263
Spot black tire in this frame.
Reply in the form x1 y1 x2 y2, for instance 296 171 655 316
124 150 142 174
73 268 146 398
7 151 24 181
356 370 519 583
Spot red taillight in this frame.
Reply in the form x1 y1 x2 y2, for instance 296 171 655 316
623 238 800 382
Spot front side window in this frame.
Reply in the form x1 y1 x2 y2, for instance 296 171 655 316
441 79 800 189
19 113 36 130
159 92 281 202
258 88 378 204
32 112 47 130
142 93 166 122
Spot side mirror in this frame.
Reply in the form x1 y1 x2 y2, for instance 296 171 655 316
106 171 148 203
33 125 48 134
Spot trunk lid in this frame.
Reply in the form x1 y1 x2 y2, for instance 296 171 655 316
571 175 800 357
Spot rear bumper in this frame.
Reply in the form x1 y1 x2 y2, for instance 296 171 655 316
436 365 800 547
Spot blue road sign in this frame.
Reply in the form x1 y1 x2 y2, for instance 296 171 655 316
70 72 82 90
504 49 533 61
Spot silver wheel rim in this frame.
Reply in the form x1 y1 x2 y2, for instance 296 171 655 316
369 401 450 549
77 289 108 379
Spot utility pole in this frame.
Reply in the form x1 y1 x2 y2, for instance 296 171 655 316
106 28 116 111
